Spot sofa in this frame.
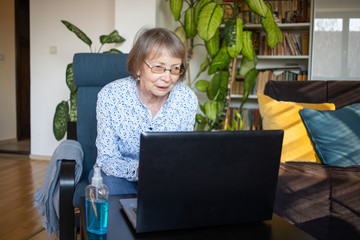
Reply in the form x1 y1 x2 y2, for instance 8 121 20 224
260 80 360 240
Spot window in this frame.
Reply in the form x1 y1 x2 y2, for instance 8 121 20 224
312 0 360 80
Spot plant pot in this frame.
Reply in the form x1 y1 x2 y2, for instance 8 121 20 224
67 121 77 140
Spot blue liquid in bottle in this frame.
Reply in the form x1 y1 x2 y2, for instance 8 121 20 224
86 198 109 235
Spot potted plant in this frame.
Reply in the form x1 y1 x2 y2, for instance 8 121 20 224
53 20 126 140
165 0 282 130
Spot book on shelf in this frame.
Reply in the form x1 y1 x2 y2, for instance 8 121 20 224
231 78 245 95
254 31 309 56
297 0 310 23
267 0 310 24
285 32 300 55
231 69 308 95
228 108 262 131
221 0 310 24
256 70 308 93
301 32 309 55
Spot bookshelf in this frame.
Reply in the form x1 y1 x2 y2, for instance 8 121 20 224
227 0 313 129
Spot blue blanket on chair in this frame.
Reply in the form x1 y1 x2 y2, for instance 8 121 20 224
33 140 83 237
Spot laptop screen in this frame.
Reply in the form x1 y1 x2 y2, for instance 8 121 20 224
131 130 283 233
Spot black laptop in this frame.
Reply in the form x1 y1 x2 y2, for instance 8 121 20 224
119 130 283 233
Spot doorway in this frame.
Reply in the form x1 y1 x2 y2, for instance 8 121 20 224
15 0 30 141
0 0 31 155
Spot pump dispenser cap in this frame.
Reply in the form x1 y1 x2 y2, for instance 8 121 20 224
92 167 103 187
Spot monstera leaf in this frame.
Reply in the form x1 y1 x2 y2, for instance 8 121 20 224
65 63 77 122
203 100 225 124
104 48 123 53
208 42 231 75
239 50 258 76
240 69 259 109
224 18 243 58
65 64 76 93
261 2 283 48
69 90 77 122
170 0 183 21
174 26 186 43
207 71 229 101
100 30 126 45
195 79 210 92
197 2 224 41
194 0 212 23
242 31 255 61
195 113 208 131
61 20 92 48
53 101 70 141
205 29 220 59
244 0 268 17
204 101 218 122
185 7 197 38
194 57 211 81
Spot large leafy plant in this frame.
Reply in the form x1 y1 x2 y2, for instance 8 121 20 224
53 20 126 140
166 0 282 130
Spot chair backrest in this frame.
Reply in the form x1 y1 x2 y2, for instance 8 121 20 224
73 53 129 181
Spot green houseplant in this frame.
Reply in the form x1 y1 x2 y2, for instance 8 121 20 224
166 0 282 130
53 20 126 140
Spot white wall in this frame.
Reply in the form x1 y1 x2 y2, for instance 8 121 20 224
30 0 117 158
115 0 157 53
0 0 17 142
30 0 162 158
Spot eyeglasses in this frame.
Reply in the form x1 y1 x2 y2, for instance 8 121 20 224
144 61 184 76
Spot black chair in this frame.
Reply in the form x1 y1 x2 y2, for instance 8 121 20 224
59 53 129 239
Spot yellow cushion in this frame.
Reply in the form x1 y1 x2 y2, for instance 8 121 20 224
257 94 335 163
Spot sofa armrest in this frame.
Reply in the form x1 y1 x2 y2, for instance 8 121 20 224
274 162 331 224
59 160 76 240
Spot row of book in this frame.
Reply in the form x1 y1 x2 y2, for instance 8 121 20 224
231 70 308 95
252 31 309 56
223 3 265 24
222 0 311 24
228 108 262 131
268 0 311 24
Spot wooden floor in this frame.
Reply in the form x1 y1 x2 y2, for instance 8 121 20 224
0 154 58 240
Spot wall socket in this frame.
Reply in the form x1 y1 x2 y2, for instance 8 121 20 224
49 46 57 55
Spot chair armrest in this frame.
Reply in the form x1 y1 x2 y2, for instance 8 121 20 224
59 160 76 240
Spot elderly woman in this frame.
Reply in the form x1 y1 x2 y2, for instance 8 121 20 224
89 28 198 195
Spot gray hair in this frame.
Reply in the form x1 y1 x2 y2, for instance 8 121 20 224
127 27 187 81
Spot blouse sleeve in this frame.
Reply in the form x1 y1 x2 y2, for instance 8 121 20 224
95 87 139 181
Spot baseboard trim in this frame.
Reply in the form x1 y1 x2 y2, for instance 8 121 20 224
29 154 51 161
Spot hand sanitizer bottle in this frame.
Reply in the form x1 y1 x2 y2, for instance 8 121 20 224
85 167 109 235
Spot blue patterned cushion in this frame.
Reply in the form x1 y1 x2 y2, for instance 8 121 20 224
300 104 360 166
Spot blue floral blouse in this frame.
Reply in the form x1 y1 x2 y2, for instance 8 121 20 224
95 76 198 181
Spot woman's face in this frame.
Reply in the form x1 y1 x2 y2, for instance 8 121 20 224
137 51 182 102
